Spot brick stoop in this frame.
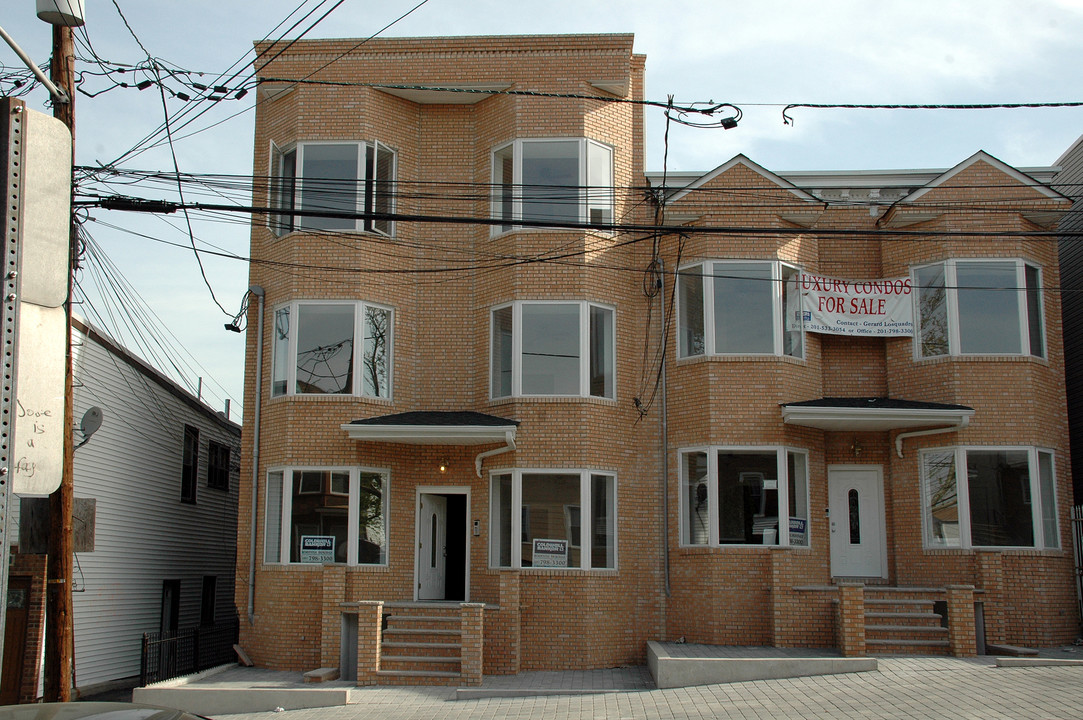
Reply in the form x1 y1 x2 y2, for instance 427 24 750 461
863 588 950 655
378 603 465 686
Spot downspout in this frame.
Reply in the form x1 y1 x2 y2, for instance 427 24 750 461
895 416 970 458
475 430 516 478
659 259 670 597
246 285 265 623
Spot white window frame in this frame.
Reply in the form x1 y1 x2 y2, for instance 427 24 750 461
269 139 396 237
920 446 1059 550
678 446 810 548
490 137 614 233
271 299 393 399
263 466 390 566
490 300 616 400
912 258 1045 359
677 260 804 359
488 469 617 570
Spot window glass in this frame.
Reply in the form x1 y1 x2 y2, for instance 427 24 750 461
521 141 579 223
716 451 779 545
966 450 1033 547
272 307 291 396
362 306 390 398
590 474 616 569
1038 451 1058 549
713 262 774 354
1026 264 1044 357
491 474 513 567
782 265 803 359
922 450 959 547
916 264 949 357
491 307 513 398
678 266 705 357
682 451 709 545
494 144 514 231
270 146 296 235
357 471 386 563
299 143 359 231
295 304 355 394
589 305 614 399
957 262 1021 354
521 304 581 395
586 142 613 224
521 473 581 567
264 471 283 563
787 451 809 546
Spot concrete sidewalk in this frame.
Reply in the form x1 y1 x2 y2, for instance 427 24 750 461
202 655 1083 720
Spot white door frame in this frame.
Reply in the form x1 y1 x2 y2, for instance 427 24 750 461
414 486 470 602
827 464 887 579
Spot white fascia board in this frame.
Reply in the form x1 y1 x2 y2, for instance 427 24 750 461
781 406 975 432
341 423 518 445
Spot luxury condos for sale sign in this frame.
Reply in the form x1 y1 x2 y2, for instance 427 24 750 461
798 272 914 337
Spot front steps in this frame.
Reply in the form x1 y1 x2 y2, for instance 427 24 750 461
378 602 465 686
862 588 950 655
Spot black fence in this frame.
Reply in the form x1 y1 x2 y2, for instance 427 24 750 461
140 620 239 686
1073 505 1083 630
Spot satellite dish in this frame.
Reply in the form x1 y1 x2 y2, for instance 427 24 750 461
80 407 103 438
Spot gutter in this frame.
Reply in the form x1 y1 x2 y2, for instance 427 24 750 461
474 430 516 478
895 415 970 457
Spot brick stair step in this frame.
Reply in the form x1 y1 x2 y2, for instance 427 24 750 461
383 628 461 636
864 612 942 619
865 598 934 605
382 641 461 649
380 654 460 663
867 638 950 646
866 624 948 633
385 614 459 622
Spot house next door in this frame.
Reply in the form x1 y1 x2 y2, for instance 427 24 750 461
828 467 886 578
418 494 448 600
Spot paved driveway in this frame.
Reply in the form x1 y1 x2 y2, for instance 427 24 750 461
214 657 1083 720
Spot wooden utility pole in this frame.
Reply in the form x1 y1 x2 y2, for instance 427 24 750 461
44 22 75 703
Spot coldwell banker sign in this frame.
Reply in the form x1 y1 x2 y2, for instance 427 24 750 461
798 272 914 337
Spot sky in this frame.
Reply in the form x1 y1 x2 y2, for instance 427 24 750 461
2 0 1083 424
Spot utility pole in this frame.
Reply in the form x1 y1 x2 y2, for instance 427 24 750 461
44 21 76 703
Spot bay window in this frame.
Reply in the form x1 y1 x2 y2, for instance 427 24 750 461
490 469 616 569
264 467 388 565
921 447 1058 549
270 140 395 236
272 300 392 398
492 138 613 230
914 259 1044 358
679 447 809 547
491 301 615 399
678 261 803 358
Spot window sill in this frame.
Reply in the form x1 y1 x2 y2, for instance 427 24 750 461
267 393 394 405
486 567 618 576
922 546 1064 555
260 562 390 571
675 544 804 553
488 395 618 407
675 353 806 366
913 354 1049 367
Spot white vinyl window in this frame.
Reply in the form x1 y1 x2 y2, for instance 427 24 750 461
272 300 392 398
264 467 388 565
678 260 803 359
914 259 1044 358
270 140 395 236
921 447 1059 550
490 469 616 570
491 301 615 399
492 138 613 231
679 447 809 547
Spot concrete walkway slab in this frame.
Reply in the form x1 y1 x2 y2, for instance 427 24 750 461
648 642 877 689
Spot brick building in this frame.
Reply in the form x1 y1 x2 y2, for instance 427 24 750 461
238 34 1079 683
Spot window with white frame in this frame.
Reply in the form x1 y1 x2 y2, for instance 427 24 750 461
491 301 615 399
679 447 809 547
492 138 613 231
263 467 388 565
678 261 803 359
270 140 395 236
272 300 392 398
490 470 616 569
914 259 1044 358
921 447 1058 549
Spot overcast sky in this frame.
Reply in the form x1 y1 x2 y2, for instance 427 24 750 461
3 0 1082 421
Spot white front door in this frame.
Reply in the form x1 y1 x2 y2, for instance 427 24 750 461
418 494 448 600
828 467 885 578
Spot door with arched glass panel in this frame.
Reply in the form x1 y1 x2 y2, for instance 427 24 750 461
828 467 885 578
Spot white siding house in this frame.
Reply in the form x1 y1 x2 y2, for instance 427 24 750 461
10 318 240 694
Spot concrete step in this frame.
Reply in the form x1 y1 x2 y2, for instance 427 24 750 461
376 669 462 686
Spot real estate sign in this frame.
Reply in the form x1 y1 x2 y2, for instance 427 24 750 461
799 272 914 337
299 535 335 563
532 538 568 568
